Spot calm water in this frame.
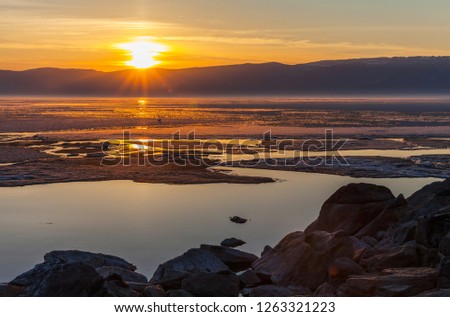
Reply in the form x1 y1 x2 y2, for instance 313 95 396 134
0 168 442 282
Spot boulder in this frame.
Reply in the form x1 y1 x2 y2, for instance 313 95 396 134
96 266 147 284
238 269 264 288
261 245 272 257
416 289 450 297
390 220 418 245
337 267 438 296
438 256 450 288
244 285 295 297
151 270 192 290
99 275 139 297
439 233 450 256
306 183 395 235
11 250 136 288
125 282 151 293
140 285 166 297
44 250 135 271
406 179 450 219
221 238 246 248
360 241 419 272
313 282 337 297
200 245 258 272
167 289 193 297
361 236 378 247
150 248 228 287
181 270 240 297
416 206 450 249
287 285 312 296
355 195 408 238
328 257 365 285
253 231 368 289
18 262 108 296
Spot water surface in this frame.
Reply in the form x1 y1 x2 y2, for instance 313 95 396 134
0 168 441 281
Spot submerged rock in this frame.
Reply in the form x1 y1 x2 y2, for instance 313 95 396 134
229 216 248 224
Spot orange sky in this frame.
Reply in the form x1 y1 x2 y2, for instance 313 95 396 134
1 0 450 71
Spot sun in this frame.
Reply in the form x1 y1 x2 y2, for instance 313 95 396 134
118 40 167 69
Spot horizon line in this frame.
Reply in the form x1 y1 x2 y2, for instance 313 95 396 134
2 55 450 73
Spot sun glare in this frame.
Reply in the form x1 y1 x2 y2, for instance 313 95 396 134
118 40 167 69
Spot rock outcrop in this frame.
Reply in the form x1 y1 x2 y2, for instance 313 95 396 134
7 251 143 296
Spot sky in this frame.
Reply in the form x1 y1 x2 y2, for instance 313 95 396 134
1 0 450 71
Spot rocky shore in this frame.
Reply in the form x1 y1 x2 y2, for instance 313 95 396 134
1 179 450 297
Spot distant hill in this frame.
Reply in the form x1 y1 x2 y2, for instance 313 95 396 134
1 57 450 96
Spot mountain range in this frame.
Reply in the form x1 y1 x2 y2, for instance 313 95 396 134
1 57 450 96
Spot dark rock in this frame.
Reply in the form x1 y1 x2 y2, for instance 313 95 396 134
416 289 450 297
245 285 295 297
19 262 106 296
11 250 137 288
261 245 272 257
99 275 139 297
220 238 246 248
287 285 312 296
337 267 438 296
313 282 337 296
415 243 439 267
375 231 386 240
96 266 147 284
439 233 450 256
238 269 264 288
200 245 258 272
181 270 240 297
438 256 450 288
360 241 419 272
306 183 395 235
151 270 192 290
406 179 450 219
150 248 229 287
391 221 418 244
140 285 166 297
229 216 248 224
0 283 24 297
416 206 450 249
125 282 151 293
356 195 408 238
361 236 378 247
253 231 368 289
167 289 193 297
328 257 365 285
321 183 395 205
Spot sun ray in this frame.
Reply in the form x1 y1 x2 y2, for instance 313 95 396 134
117 39 167 69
